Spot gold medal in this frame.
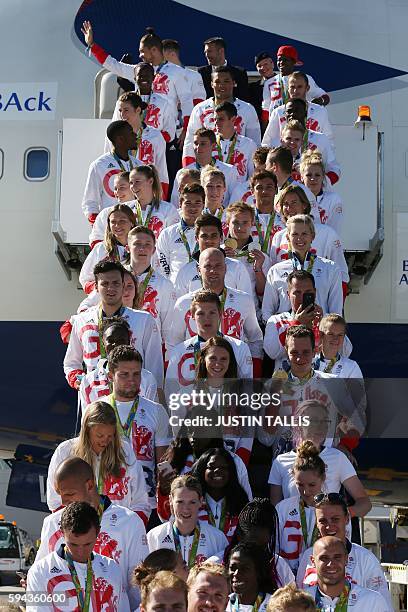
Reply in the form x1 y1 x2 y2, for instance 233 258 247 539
224 238 238 250
272 370 289 381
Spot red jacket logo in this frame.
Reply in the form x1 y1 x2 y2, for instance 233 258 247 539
139 139 154 164
146 104 160 129
104 467 130 501
233 115 243 134
142 286 159 318
94 576 117 610
95 531 122 564
200 108 215 127
222 308 243 338
153 72 170 95
135 425 154 460
103 169 121 198
149 216 164 239
231 151 247 177
306 118 319 132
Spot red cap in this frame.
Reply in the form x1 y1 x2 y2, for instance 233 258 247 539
277 45 303 66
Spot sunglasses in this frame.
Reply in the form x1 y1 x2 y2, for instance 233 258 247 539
314 493 347 507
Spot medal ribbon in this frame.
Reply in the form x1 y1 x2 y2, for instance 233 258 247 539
315 582 350 611
179 224 198 261
172 524 200 569
255 210 275 253
97 306 124 359
289 250 316 273
299 499 319 547
135 201 153 227
206 497 227 533
65 550 93 612
112 151 134 172
219 288 228 335
138 267 154 304
279 74 289 105
196 158 216 170
108 394 139 438
216 133 237 164
203 206 224 220
231 593 265 612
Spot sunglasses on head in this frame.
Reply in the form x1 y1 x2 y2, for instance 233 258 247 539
314 493 347 507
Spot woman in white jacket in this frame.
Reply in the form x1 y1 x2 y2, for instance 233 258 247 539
46 400 150 522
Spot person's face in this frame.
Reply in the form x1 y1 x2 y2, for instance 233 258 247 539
204 43 224 66
228 211 253 241
109 211 133 243
181 193 204 224
288 278 315 312
281 193 306 221
302 164 324 195
321 322 346 355
89 423 116 455
111 359 141 398
129 171 154 201
211 74 235 100
203 177 226 207
214 111 235 135
315 506 348 540
122 273 136 308
288 222 313 253
256 57 274 80
285 100 306 123
103 326 130 355
204 346 230 379
294 469 324 506
187 572 229 612
170 487 201 526
288 77 309 101
252 178 277 206
119 101 140 125
128 233 156 264
281 129 303 155
312 541 347 587
197 225 222 251
64 527 99 564
299 406 330 446
277 53 296 75
144 588 187 612
205 454 230 490
96 270 123 306
194 136 213 160
199 252 226 288
228 551 258 597
113 177 133 203
139 41 154 63
135 65 154 93
286 336 314 377
122 123 139 150
192 302 221 337
56 476 93 507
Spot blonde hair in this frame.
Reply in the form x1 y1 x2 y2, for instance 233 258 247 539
170 474 202 499
105 203 136 255
187 561 228 587
178 168 201 184
286 214 315 240
200 166 226 187
319 313 346 334
299 149 325 177
73 402 126 479
293 440 326 480
267 584 317 611
225 201 255 222
140 571 188 608
282 119 306 135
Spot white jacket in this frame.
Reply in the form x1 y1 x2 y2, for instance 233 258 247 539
304 582 391 611
213 133 258 181
263 101 334 145
79 243 128 290
171 159 240 207
262 73 327 114
174 256 253 298
156 221 198 283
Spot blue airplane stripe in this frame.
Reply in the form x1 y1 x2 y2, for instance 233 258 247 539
74 0 406 91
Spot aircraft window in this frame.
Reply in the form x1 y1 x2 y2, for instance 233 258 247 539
24 148 50 181
0 149 3 179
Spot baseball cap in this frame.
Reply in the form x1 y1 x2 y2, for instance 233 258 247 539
277 45 304 66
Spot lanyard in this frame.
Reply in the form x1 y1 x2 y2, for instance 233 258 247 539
219 288 228 334
196 158 216 170
287 369 313 386
138 267 154 303
315 582 350 611
289 250 315 273
206 497 227 532
279 74 288 105
203 206 224 220
216 133 237 164
255 210 275 253
97 306 124 359
314 353 340 373
65 550 93 612
135 201 154 227
302 128 309 153
179 224 198 261
172 525 200 568
299 499 319 548
108 394 139 438
231 593 265 612
112 151 133 172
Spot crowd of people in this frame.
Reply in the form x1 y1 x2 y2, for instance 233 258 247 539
21 22 394 612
